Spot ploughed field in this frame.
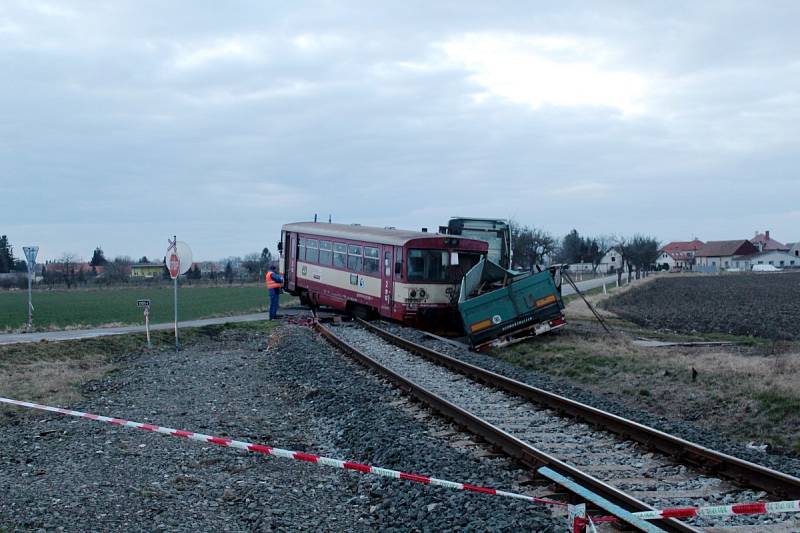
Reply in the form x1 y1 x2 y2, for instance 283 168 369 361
604 272 800 340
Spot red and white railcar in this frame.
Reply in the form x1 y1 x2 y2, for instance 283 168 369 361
279 222 488 326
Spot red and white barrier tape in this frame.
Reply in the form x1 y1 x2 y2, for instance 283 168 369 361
0 397 562 509
633 500 800 520
4 397 800 528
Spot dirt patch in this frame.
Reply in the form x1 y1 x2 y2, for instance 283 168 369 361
603 272 800 340
494 320 800 452
0 356 112 406
0 321 277 413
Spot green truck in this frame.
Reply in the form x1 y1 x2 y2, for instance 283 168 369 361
458 258 566 350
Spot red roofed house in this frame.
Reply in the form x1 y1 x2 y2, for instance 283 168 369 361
45 261 106 275
751 230 788 252
658 239 704 270
696 240 759 270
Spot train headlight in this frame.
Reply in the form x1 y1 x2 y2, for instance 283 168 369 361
409 289 417 298
418 288 427 298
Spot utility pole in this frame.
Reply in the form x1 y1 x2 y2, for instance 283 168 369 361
167 236 180 350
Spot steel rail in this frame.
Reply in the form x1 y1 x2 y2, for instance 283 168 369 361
315 321 697 533
355 319 800 501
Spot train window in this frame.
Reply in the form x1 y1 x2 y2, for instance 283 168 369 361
319 240 333 266
306 239 319 263
395 247 403 278
299 238 306 261
347 245 362 271
364 246 379 275
333 243 347 268
408 249 440 281
384 251 391 277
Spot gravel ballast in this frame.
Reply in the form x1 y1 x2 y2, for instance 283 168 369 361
0 325 559 531
379 321 800 479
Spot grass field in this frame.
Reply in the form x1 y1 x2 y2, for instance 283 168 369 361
0 286 291 331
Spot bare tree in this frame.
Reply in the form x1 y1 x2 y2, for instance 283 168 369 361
104 256 133 283
590 234 615 272
628 235 660 278
610 236 631 284
58 253 80 288
611 235 660 282
510 221 556 270
241 253 261 280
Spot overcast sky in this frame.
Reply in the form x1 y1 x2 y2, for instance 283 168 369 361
2 1 799 262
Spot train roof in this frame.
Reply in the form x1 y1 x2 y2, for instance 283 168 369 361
282 222 449 247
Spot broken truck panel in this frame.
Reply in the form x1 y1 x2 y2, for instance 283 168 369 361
458 259 566 350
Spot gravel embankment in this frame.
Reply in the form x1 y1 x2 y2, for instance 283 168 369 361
378 321 800 479
0 325 559 532
331 324 788 529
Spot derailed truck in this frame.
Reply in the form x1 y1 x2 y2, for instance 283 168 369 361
458 258 566 350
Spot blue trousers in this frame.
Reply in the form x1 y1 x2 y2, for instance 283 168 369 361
269 289 280 319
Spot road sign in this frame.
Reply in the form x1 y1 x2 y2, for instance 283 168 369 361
22 246 39 332
165 241 193 278
23 246 38 271
166 236 191 351
175 241 193 275
168 253 180 279
137 299 151 308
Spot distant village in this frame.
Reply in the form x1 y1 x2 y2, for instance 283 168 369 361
594 230 800 274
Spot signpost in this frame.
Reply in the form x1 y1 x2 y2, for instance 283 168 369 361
166 236 193 350
22 246 38 333
137 299 152 348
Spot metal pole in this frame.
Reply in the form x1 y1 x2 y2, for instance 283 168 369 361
26 270 32 332
174 271 179 349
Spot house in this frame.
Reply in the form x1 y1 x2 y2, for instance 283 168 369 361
788 242 800 260
751 230 787 252
44 261 105 276
732 250 798 270
597 248 623 274
659 239 704 269
695 240 759 269
130 263 164 278
656 250 677 270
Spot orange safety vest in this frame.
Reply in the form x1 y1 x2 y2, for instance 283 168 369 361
265 271 281 289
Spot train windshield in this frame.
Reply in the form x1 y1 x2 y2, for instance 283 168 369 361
407 249 482 282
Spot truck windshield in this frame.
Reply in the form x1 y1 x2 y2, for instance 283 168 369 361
460 229 503 264
407 249 482 282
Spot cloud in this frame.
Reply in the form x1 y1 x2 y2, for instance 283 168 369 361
552 181 613 197
172 36 262 70
2 2 800 260
440 33 649 115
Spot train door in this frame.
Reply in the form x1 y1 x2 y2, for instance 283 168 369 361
287 233 297 290
380 246 393 316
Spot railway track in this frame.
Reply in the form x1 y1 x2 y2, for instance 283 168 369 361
314 318 800 532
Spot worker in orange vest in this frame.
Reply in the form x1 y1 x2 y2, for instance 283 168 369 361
265 265 284 320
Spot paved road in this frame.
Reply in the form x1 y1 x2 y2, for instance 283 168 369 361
561 274 620 296
0 313 272 345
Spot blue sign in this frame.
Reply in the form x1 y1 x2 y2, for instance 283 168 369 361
23 246 38 272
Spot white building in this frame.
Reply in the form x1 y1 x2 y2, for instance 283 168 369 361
696 240 759 269
788 242 800 261
597 248 623 274
657 251 677 270
733 250 799 270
